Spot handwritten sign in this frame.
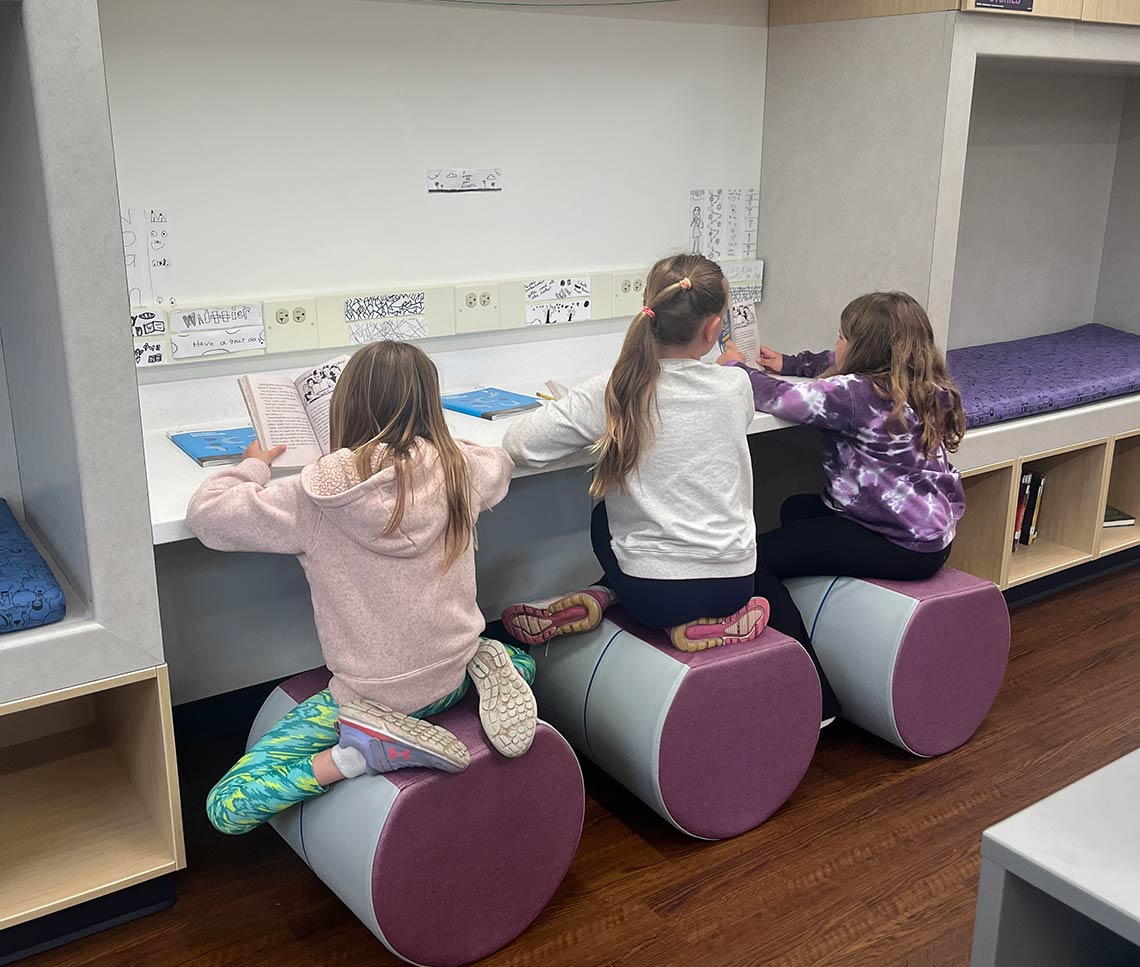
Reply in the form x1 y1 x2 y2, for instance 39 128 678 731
427 168 502 193
722 260 765 285
145 208 178 305
133 338 168 367
525 300 591 326
170 326 266 359
130 309 166 338
348 317 428 344
343 292 425 322
524 278 591 303
169 303 263 333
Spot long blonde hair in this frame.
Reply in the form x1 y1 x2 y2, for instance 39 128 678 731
830 292 966 456
328 341 473 569
590 253 727 498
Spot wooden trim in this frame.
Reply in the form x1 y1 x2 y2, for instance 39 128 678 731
0 666 157 719
1021 437 1110 463
1082 0 1140 24
1098 433 1140 558
948 462 1017 587
770 0 957 26
961 0 1084 20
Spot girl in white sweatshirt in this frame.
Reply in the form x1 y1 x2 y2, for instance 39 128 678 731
501 253 769 652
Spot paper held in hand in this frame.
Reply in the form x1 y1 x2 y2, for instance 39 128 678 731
238 355 350 469
719 300 761 366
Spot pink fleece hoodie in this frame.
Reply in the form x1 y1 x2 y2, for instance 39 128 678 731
186 441 512 713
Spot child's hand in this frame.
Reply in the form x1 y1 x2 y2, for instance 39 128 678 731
243 442 287 466
756 346 784 372
717 340 747 366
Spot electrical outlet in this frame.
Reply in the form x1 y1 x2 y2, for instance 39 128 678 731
264 297 319 353
454 283 501 333
611 270 649 319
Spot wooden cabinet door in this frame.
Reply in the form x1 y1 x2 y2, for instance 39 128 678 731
1081 0 1140 25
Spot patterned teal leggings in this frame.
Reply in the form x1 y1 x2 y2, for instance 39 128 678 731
207 642 535 835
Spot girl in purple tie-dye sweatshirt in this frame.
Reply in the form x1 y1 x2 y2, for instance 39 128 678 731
721 291 966 585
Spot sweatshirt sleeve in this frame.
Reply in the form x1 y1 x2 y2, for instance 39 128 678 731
461 442 514 513
782 349 835 377
739 365 857 432
186 459 320 555
502 375 608 469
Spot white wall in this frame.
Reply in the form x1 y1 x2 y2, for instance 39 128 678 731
1095 75 1140 333
949 69 1127 349
97 0 767 306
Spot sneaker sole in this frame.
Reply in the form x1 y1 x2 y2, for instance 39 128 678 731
669 598 770 653
502 592 607 645
468 640 538 758
339 700 470 773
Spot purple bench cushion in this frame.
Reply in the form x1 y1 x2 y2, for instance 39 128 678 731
947 324 1140 428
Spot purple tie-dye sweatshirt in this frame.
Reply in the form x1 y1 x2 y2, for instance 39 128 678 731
737 350 965 552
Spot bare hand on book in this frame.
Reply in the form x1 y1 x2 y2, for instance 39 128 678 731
243 442 287 466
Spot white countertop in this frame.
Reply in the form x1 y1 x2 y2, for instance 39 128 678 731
982 746 1140 946
146 375 792 544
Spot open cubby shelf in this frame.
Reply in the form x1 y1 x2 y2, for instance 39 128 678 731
1100 431 1140 557
0 667 184 931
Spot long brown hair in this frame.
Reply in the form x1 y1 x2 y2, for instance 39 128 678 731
328 341 473 569
590 253 728 498
830 292 966 456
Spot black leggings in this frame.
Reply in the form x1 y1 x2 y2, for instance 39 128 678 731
590 502 753 630
758 494 952 581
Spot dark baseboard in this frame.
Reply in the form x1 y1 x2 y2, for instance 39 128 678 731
0 875 175 966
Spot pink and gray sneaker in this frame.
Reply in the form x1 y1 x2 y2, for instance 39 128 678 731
667 596 770 653
501 585 617 646
337 698 470 774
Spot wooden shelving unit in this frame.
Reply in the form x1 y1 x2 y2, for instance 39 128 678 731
948 462 1017 587
0 667 184 930
1006 441 1108 588
1099 431 1140 557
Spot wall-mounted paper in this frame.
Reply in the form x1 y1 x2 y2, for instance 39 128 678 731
145 208 178 306
526 300 591 326
729 283 763 305
170 326 266 359
122 208 153 307
689 189 707 255
725 189 743 260
131 309 166 338
348 317 428 344
744 188 759 258
134 337 168 367
169 304 263 333
722 260 765 285
427 168 502 193
524 277 591 302
706 188 725 260
344 292 425 322
689 189 759 260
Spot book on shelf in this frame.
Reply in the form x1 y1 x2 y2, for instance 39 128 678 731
1018 471 1047 546
168 426 258 467
440 388 542 421
239 355 350 469
1104 504 1136 528
1012 471 1031 552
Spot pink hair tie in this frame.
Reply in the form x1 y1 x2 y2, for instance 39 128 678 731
641 306 655 319
679 277 692 291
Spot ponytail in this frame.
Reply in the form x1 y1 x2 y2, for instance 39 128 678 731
590 253 728 497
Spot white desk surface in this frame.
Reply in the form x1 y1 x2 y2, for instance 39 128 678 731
147 375 793 544
982 746 1140 946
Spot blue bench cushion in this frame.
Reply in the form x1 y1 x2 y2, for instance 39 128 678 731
948 324 1140 429
0 499 66 633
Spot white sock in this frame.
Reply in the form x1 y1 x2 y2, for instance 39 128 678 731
330 743 368 779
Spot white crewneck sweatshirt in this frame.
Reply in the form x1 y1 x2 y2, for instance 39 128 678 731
503 358 757 580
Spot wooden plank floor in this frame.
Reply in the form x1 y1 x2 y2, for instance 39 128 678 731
27 566 1140 967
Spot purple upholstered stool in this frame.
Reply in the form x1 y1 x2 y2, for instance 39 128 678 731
529 608 821 840
787 568 1010 757
248 668 585 967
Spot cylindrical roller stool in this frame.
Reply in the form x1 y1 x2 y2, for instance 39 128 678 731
529 608 821 840
249 667 585 967
786 568 1010 757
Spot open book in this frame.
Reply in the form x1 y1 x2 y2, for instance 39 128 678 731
239 355 350 469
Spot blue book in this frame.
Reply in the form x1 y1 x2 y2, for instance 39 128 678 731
168 426 259 466
441 388 542 421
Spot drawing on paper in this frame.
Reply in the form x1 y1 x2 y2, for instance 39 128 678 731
170 304 262 333
725 189 742 260
348 317 428 345
744 188 760 258
723 260 765 285
130 310 166 338
169 326 265 359
524 278 591 303
300 361 346 404
343 292 426 322
122 209 152 307
133 340 167 367
689 189 706 254
427 168 502 193
146 208 178 305
706 188 724 260
525 300 591 326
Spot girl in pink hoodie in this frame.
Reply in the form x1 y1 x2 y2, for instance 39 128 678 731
189 341 536 835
